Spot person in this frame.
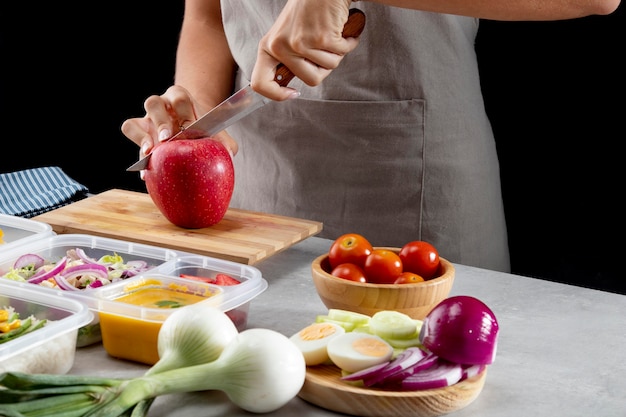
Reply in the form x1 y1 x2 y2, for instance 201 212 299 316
121 0 620 273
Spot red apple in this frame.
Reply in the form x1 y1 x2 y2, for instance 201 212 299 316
144 137 234 228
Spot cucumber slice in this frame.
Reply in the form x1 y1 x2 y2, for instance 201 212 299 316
369 311 418 340
385 332 423 349
352 324 372 334
315 315 358 332
327 309 371 325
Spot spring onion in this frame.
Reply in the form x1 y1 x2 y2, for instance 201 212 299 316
0 305 306 416
147 301 239 375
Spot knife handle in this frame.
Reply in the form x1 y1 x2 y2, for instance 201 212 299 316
273 8 366 87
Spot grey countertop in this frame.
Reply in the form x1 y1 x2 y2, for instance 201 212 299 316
70 236 626 416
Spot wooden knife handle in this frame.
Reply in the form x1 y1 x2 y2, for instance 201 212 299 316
274 8 366 87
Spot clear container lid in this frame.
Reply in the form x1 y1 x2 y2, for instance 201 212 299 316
0 280 93 363
0 213 55 252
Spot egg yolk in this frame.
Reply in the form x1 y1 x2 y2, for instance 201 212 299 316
352 337 391 357
299 323 340 340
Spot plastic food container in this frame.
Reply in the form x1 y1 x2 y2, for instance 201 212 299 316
0 280 93 374
91 264 267 365
151 254 268 331
0 213 54 252
0 234 184 347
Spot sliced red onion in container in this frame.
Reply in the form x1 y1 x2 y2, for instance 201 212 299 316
27 257 67 285
125 260 148 270
59 263 109 290
13 253 45 270
72 247 99 264
121 260 150 277
53 274 81 291
86 280 105 289
61 263 109 280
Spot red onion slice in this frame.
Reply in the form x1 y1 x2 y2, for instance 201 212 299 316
340 361 391 382
53 274 81 291
400 359 463 390
86 280 104 289
27 257 67 285
361 347 428 387
120 260 149 278
71 248 99 264
14 253 45 270
378 350 440 384
61 263 109 280
461 363 486 380
59 263 109 290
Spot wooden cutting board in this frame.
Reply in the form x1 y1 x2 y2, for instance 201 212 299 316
33 189 322 265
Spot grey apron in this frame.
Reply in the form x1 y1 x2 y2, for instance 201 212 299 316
221 1 510 272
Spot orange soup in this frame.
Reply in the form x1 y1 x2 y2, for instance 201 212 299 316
114 287 210 308
99 285 221 365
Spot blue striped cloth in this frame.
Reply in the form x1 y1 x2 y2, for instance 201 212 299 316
0 167 89 218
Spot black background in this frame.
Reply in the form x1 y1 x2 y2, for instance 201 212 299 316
2 3 624 293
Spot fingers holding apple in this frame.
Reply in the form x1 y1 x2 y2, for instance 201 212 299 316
212 130 238 156
144 137 234 229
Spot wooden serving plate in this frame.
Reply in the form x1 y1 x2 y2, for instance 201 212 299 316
298 365 487 417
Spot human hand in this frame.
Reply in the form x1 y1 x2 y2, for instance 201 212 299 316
121 85 238 178
250 0 360 101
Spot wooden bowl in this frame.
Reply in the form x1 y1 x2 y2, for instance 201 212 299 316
311 248 455 320
298 364 486 417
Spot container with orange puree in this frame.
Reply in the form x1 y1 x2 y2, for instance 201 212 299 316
95 275 223 365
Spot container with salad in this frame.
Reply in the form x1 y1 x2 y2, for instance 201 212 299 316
0 234 268 350
0 234 183 346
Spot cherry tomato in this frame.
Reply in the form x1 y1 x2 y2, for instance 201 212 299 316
331 263 368 283
328 233 373 269
398 241 440 280
364 249 403 284
394 271 425 284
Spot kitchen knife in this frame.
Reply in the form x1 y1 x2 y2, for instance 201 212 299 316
127 8 366 172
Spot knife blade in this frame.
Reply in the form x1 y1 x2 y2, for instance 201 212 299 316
127 8 366 172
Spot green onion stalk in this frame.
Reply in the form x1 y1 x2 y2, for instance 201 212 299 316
0 304 306 417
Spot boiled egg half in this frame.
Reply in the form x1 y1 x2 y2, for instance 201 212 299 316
290 322 346 365
327 332 394 373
